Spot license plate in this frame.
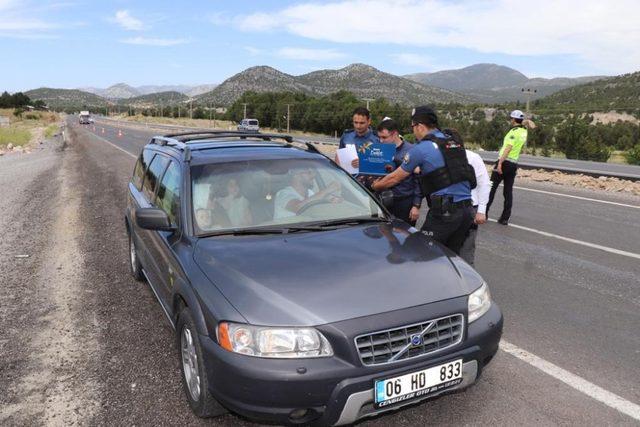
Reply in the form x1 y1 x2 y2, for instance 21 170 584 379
374 359 463 408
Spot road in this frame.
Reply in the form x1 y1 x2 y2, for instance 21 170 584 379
99 116 640 181
1 119 639 426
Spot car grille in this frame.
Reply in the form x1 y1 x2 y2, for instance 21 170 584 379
354 314 464 366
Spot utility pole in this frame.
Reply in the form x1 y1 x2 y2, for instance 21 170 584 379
521 88 537 114
190 99 193 120
521 87 537 155
178 105 181 118
362 98 374 110
242 103 248 119
213 106 217 128
209 103 212 128
286 104 291 133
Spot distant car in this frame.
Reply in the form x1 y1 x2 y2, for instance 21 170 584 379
125 131 503 426
237 118 259 132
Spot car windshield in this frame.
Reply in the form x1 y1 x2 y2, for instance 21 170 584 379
248 120 258 125
191 158 384 235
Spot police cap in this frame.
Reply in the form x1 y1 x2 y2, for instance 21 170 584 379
411 105 438 126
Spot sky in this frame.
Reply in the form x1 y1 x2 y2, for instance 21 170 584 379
2 0 640 92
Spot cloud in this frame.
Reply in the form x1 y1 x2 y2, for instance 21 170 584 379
0 0 61 36
113 10 144 31
233 0 640 74
243 46 262 56
121 36 188 46
276 47 346 61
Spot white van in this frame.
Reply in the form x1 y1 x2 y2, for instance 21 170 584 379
237 118 259 132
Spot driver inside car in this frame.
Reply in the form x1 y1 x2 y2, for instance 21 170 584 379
274 167 342 219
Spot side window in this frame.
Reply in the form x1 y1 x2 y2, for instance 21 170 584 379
156 161 181 227
142 154 169 202
132 150 154 190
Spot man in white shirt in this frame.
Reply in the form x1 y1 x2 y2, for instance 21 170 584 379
460 150 490 266
274 168 340 219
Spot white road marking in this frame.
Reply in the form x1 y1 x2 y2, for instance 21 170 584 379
489 219 640 260
514 186 640 209
501 341 640 421
85 128 137 159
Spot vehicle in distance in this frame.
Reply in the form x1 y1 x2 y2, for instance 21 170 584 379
79 110 91 124
125 130 503 426
237 118 259 132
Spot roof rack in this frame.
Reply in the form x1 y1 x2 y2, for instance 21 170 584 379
162 130 293 143
149 131 327 161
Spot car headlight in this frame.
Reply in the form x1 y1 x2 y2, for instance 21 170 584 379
217 322 333 358
468 282 491 323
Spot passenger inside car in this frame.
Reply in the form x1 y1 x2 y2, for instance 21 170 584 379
216 178 252 227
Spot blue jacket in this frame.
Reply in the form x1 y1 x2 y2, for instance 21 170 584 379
400 130 471 203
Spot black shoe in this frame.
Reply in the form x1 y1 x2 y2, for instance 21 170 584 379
497 218 509 225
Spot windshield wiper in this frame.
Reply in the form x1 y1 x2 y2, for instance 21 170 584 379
313 216 390 228
201 225 326 237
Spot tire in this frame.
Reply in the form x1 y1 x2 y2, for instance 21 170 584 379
128 230 144 282
177 308 227 418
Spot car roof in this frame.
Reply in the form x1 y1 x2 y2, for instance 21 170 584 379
146 131 328 165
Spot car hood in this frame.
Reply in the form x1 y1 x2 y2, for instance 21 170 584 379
194 223 483 326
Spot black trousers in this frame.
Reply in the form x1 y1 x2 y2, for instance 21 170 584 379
421 203 475 255
487 160 518 221
390 196 415 225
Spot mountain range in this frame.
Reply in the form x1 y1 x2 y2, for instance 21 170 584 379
195 63 470 106
80 83 218 99
24 63 621 110
404 64 605 103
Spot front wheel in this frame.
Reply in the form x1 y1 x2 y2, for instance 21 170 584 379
177 308 227 418
128 231 144 281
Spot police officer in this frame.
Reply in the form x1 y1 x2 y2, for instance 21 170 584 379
375 118 422 225
335 106 380 169
372 106 475 254
486 109 528 225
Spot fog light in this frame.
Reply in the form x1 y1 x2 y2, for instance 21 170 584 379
289 408 308 420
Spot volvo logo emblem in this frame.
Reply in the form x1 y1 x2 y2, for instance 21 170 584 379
410 334 422 346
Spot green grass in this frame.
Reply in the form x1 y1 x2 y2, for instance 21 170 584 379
44 124 59 139
0 127 31 147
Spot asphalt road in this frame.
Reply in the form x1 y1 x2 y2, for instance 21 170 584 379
1 119 639 426
98 116 640 180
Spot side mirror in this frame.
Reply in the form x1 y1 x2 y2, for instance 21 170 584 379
379 190 394 210
135 208 175 232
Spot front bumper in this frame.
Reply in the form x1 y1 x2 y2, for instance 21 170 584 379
200 303 503 426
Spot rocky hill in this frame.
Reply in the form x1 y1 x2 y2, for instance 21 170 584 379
118 91 188 108
537 71 640 112
405 63 606 103
196 64 470 106
25 88 110 110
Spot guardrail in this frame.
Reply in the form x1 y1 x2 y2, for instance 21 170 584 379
95 117 640 181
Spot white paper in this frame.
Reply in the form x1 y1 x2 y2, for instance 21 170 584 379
337 144 359 174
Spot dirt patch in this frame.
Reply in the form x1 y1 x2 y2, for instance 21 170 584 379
0 135 101 426
515 168 640 197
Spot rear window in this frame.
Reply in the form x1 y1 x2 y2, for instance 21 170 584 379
142 154 169 202
132 150 155 190
248 120 258 126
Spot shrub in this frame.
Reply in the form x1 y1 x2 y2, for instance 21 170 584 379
625 144 640 165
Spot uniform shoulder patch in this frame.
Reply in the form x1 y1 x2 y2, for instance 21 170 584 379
403 152 411 164
432 142 439 149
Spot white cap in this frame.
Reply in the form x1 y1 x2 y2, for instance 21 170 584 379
510 110 525 119
382 116 393 121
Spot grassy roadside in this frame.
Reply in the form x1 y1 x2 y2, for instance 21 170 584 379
0 109 60 149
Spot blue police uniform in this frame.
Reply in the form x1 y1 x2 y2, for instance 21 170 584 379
387 140 422 224
400 129 474 254
400 129 471 202
338 128 380 149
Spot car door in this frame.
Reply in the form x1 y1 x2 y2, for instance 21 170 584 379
148 159 183 306
136 153 170 293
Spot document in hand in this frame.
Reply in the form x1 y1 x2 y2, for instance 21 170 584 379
358 142 395 176
337 144 359 174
